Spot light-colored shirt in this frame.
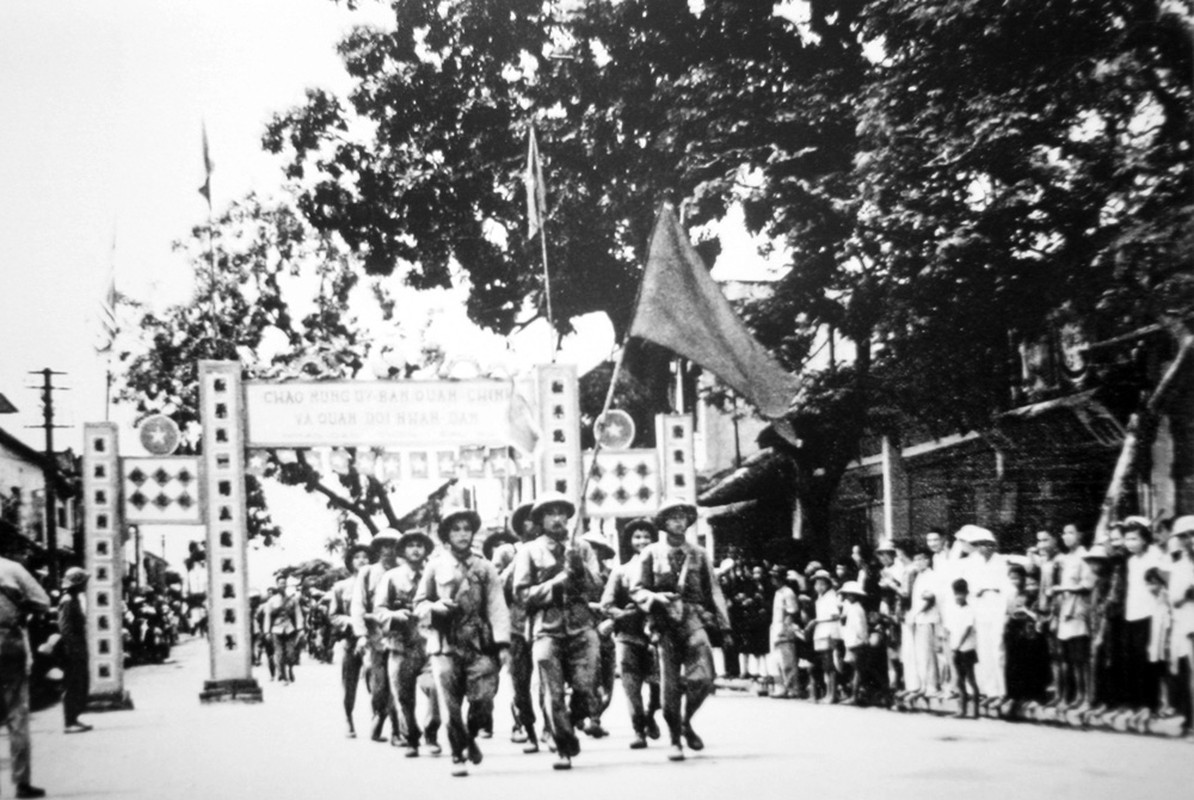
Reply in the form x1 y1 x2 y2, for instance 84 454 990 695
1125 546 1167 622
513 536 603 640
414 549 510 656
910 566 941 626
813 590 841 648
841 600 868 649
1056 548 1093 640
950 603 977 652
770 584 798 644
1167 554 1194 659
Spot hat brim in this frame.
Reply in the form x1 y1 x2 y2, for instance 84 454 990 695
482 531 518 559
654 502 698 527
531 500 576 522
510 503 534 535
624 518 657 538
438 510 482 539
398 532 435 553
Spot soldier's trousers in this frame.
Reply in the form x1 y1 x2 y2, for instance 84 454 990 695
509 634 536 737
618 639 660 733
657 626 715 743
0 640 32 786
430 652 498 760
339 641 364 722
533 629 599 758
387 648 439 748
365 645 396 735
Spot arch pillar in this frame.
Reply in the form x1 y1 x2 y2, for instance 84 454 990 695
197 360 261 703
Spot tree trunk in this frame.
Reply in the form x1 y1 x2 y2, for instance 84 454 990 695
1095 322 1194 537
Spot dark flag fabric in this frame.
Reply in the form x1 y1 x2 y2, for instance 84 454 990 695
628 202 799 419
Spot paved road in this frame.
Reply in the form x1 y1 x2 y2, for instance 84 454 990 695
11 637 1190 800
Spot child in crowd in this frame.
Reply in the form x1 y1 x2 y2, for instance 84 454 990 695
1057 524 1093 710
794 594 816 699
839 581 869 705
808 570 842 703
950 578 979 718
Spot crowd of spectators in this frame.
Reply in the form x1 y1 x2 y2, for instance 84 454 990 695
717 515 1194 736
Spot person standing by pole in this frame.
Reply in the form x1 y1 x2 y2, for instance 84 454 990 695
512 492 604 771
632 498 731 762
0 554 50 798
415 507 510 777
58 568 92 734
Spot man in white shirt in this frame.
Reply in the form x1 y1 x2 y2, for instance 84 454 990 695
960 525 1008 703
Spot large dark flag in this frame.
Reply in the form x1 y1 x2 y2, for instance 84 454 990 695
628 203 799 419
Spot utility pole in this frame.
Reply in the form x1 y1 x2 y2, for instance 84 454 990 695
28 368 67 586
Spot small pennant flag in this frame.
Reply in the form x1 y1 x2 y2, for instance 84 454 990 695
94 233 118 354
524 126 546 239
199 123 213 207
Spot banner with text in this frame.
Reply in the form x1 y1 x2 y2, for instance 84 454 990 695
244 380 515 448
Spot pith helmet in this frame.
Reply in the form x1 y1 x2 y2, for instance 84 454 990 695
654 497 697 528
62 567 89 589
482 529 519 560
397 530 435 555
530 491 576 524
370 528 403 553
582 531 616 560
510 501 535 536
624 517 658 540
437 506 482 541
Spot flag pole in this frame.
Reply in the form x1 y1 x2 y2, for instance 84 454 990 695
200 123 217 347
571 201 668 544
539 219 555 363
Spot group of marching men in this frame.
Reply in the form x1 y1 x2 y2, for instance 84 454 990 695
324 492 732 777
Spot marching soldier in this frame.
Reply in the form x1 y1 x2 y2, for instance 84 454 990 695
414 507 510 777
496 501 543 752
632 498 731 762
512 492 604 771
374 529 441 757
351 529 402 743
327 544 369 738
601 517 662 748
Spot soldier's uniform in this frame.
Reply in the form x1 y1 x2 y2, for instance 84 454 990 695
414 510 510 776
373 535 440 754
602 549 660 744
350 531 402 741
632 500 729 760
512 494 603 767
0 556 50 797
327 573 363 734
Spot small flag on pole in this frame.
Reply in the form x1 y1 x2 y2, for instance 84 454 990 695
524 127 546 240
199 123 213 207
628 202 800 419
94 234 118 354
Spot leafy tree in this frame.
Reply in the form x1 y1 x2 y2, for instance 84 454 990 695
264 0 1194 550
117 194 410 539
856 0 1193 429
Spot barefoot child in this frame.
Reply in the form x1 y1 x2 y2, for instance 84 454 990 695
950 578 979 718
